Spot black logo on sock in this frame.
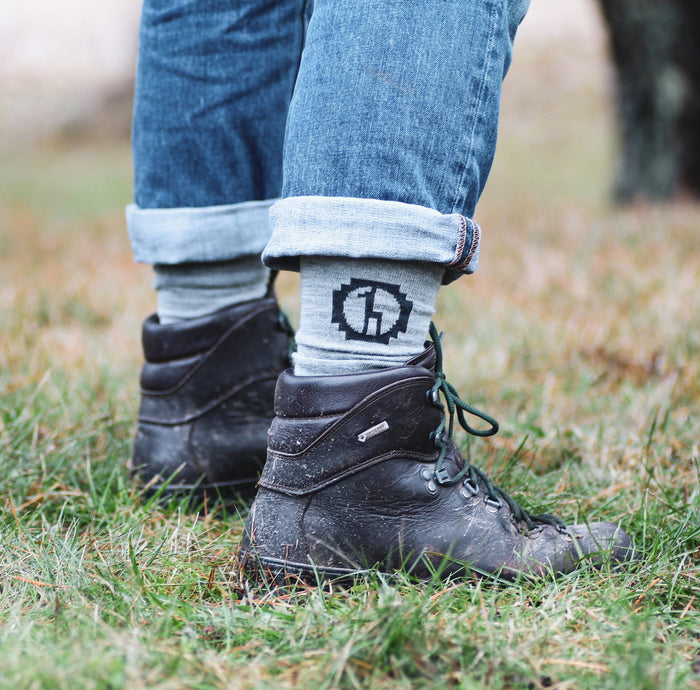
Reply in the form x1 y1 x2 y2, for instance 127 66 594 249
331 278 413 344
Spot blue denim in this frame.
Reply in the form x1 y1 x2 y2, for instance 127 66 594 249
128 0 529 280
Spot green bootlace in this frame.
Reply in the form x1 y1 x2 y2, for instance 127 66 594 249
428 323 565 533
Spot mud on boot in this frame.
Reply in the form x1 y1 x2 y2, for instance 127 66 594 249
130 292 293 505
239 324 637 585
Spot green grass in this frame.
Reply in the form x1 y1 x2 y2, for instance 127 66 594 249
2 44 700 690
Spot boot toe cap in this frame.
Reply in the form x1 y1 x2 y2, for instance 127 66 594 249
568 521 640 568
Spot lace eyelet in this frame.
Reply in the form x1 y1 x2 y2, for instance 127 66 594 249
484 496 502 510
425 389 441 407
429 431 443 448
426 480 438 495
419 467 433 481
434 466 453 485
462 478 479 496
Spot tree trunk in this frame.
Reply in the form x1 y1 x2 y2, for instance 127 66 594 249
674 3 700 195
597 0 699 202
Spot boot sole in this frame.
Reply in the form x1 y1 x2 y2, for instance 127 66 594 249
237 552 491 588
238 552 373 589
238 551 530 588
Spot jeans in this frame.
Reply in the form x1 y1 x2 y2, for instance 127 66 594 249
127 0 530 283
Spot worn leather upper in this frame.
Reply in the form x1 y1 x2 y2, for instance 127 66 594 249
132 295 291 489
241 349 637 581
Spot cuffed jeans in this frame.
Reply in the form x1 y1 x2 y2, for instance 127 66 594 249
127 0 530 283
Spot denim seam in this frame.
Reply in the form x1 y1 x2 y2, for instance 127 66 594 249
449 1 499 215
447 216 480 270
294 0 312 92
460 218 480 270
450 216 468 267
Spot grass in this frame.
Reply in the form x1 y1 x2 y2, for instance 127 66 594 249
2 39 700 690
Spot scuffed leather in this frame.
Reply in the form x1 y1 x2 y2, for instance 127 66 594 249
131 295 291 490
240 350 637 582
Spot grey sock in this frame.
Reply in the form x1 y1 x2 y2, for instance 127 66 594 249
153 256 269 324
294 257 443 376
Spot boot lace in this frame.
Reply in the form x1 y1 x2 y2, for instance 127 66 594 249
428 323 565 533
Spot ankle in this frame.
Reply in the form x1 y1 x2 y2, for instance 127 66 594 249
293 257 442 376
153 256 269 324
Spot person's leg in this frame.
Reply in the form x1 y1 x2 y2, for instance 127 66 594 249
265 0 520 376
241 0 637 580
129 0 311 311
126 0 308 497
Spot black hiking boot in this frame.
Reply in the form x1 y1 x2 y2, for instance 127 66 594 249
239 324 637 584
130 291 292 504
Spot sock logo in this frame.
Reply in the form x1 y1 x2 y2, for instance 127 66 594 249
332 278 413 344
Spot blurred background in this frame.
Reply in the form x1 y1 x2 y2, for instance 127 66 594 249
1 0 140 146
3 0 699 203
1 5 698 685
1 0 698 420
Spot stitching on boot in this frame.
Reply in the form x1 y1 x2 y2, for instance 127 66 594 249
258 450 436 496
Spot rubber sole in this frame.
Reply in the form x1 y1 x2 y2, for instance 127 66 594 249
238 552 373 589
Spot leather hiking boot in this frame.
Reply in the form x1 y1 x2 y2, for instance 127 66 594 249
239 324 637 584
130 292 292 501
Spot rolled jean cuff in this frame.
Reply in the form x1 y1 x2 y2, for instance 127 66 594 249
262 196 481 284
126 199 275 265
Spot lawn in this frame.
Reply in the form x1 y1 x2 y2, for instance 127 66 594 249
1 22 699 690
